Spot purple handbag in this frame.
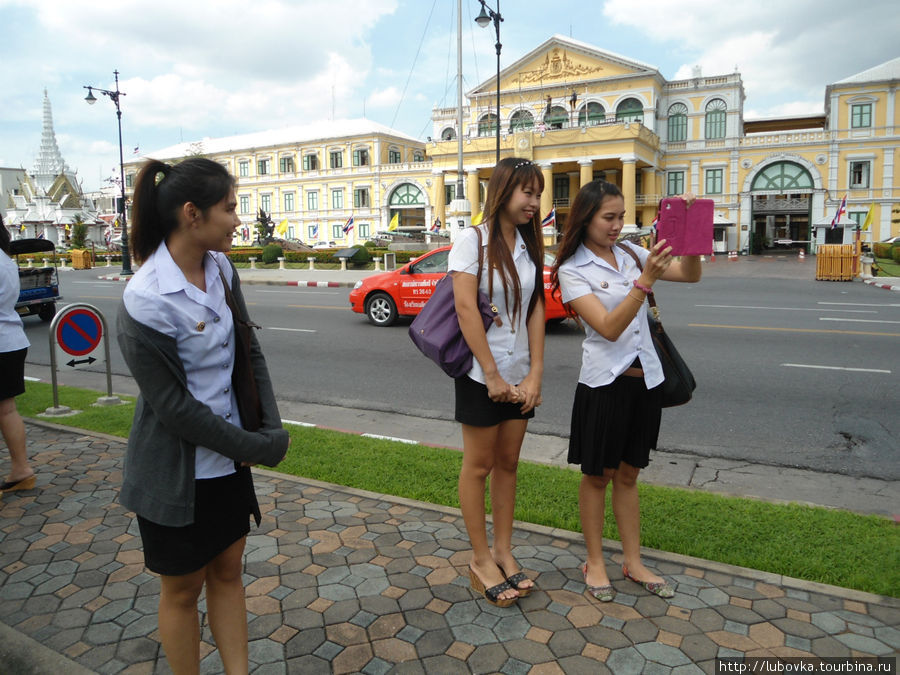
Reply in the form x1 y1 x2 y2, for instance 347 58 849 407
409 228 498 378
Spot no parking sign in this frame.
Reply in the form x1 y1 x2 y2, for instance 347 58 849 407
53 304 106 368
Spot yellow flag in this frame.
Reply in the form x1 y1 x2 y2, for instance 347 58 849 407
861 203 875 231
276 218 289 236
388 212 399 231
471 211 483 226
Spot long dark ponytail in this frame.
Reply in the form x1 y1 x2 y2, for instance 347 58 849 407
130 157 235 263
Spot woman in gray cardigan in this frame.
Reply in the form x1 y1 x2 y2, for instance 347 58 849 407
118 157 289 674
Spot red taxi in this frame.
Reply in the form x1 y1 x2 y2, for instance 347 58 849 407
349 246 567 326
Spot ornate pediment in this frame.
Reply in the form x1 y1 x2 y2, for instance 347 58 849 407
517 48 605 84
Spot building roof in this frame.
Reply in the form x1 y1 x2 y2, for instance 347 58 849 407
142 119 423 161
833 57 900 85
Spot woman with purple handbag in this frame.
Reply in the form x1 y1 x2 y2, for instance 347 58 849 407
448 157 546 606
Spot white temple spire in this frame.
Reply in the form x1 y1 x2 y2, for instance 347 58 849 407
31 89 71 192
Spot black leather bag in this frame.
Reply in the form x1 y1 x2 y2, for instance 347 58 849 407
617 243 696 407
217 266 263 430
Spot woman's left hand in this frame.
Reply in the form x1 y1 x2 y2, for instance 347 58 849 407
515 372 543 414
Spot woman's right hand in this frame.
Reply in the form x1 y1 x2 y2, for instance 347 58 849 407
484 371 515 403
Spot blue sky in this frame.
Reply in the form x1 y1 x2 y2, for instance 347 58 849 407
1 0 896 192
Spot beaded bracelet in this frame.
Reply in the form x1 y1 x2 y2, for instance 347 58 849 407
632 280 654 295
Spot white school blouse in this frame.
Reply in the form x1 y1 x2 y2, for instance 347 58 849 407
122 243 240 479
447 224 536 386
0 251 29 353
557 241 664 389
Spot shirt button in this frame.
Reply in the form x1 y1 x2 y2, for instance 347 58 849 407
507 349 514 355
214 316 221 323
224 387 230 394
221 341 228 348
225 412 232 419
222 363 229 369
622 281 629 287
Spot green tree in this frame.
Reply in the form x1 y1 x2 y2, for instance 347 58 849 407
70 214 88 248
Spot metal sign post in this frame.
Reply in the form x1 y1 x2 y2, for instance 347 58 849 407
45 303 121 415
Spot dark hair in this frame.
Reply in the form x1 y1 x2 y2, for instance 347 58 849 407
130 157 235 263
550 180 623 310
482 157 545 324
0 214 10 255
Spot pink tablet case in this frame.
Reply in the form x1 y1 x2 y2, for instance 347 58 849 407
657 198 714 256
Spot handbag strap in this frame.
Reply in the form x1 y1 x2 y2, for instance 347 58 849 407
616 242 662 325
212 254 261 330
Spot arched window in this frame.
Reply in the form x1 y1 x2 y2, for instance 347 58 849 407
413 151 424 162
578 102 605 127
616 98 643 123
509 109 534 132
544 105 569 129
705 99 727 139
750 162 814 191
441 127 456 141
667 103 688 142
388 183 425 206
478 113 498 137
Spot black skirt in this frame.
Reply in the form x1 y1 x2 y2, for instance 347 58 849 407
568 375 662 475
136 468 255 576
0 348 27 400
455 374 535 427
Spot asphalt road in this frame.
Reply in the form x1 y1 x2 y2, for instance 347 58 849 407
21 265 899 480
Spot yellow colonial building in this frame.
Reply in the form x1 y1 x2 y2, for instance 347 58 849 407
124 35 899 254
429 35 899 253
124 120 432 247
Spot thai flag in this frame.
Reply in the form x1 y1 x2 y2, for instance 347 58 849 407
540 207 556 229
431 218 441 232
830 195 847 229
343 216 354 234
311 223 319 238
37 230 45 239
104 227 111 246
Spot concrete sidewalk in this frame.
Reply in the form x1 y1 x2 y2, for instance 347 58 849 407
1 422 897 674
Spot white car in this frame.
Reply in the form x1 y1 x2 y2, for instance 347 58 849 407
311 241 337 249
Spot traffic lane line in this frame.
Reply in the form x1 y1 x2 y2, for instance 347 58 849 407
818 301 900 307
781 363 891 374
688 323 900 337
256 290 341 295
819 318 900 324
284 304 353 311
695 304 876 313
267 327 317 333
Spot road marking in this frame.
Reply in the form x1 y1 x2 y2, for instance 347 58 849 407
696 304 875 313
819 318 900 324
781 363 891 374
818 301 900 307
285 304 351 311
257 290 340 295
281 419 316 427
24 376 41 382
267 327 317 333
689 323 900 337
362 433 418 445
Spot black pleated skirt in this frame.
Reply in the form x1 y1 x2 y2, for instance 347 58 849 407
0 348 27 400
136 468 255 576
568 375 662 475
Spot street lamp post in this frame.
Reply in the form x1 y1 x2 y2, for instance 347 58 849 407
475 0 503 164
84 70 133 275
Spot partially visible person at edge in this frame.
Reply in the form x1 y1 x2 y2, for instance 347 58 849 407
551 180 701 603
449 157 546 607
117 158 289 674
0 214 37 497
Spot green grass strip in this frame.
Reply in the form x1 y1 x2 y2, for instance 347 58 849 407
16 382 899 597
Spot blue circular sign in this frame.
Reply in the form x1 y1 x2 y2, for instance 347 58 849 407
56 308 103 356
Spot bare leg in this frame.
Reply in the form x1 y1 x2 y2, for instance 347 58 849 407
459 423 518 602
489 419 533 591
205 536 249 675
611 462 664 584
158 568 205 675
0 397 33 484
580 471 614 587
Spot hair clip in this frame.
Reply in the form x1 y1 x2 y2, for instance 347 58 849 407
512 160 532 170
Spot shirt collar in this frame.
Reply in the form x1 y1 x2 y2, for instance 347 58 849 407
573 242 624 274
154 243 220 303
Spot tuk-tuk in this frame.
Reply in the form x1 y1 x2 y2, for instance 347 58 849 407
10 238 63 322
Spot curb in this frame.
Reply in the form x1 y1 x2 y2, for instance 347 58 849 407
862 278 900 291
